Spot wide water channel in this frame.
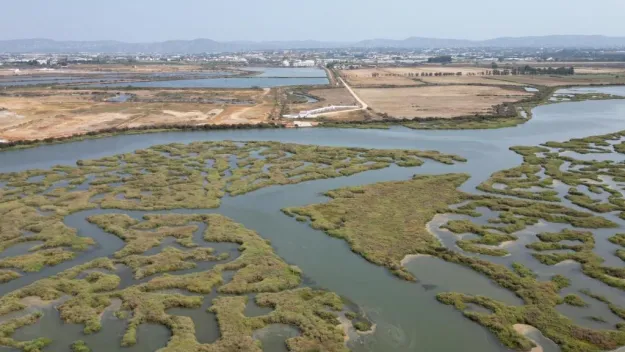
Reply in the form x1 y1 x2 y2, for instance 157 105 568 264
0 67 328 88
1 87 625 351
86 67 329 88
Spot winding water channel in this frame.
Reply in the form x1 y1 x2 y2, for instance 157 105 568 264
2 87 625 351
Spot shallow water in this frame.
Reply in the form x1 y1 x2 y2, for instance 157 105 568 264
86 67 329 88
245 67 328 78
556 86 625 97
0 71 234 87
90 77 329 89
107 93 133 103
2 88 625 351
252 324 301 352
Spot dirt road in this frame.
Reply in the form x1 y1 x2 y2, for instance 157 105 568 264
339 77 368 110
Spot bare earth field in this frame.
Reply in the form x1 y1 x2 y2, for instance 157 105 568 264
340 69 423 87
574 67 625 74
342 66 528 87
355 85 531 118
419 75 526 85
489 74 625 87
0 88 274 141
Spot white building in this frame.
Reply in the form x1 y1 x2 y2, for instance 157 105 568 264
292 60 316 67
282 60 291 67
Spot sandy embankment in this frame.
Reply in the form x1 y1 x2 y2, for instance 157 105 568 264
100 298 122 319
513 324 543 352
338 315 377 343
555 259 579 267
338 315 355 343
399 214 454 267
496 241 516 249
400 254 432 266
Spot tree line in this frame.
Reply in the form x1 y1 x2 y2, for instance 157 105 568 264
368 65 575 78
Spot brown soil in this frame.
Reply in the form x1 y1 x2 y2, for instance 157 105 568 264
0 88 275 141
489 74 625 87
355 85 530 118
340 69 423 87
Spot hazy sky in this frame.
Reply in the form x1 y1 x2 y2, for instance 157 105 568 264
2 0 624 42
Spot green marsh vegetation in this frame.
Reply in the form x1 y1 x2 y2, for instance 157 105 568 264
284 165 625 350
322 115 530 131
284 172 616 278
477 129 625 219
71 340 91 352
564 294 588 307
1 141 425 350
609 234 625 262
443 196 615 257
284 173 471 281
0 141 465 279
0 214 361 351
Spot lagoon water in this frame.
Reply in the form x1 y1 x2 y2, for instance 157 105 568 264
91 77 329 89
0 71 232 87
2 86 625 351
86 67 329 88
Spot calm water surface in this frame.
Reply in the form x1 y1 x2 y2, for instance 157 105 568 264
2 87 625 351
86 67 329 88
0 71 235 87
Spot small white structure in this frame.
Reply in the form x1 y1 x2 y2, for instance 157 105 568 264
283 105 359 119
282 60 291 67
293 121 313 127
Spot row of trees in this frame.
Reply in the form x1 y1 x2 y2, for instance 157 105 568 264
491 63 575 75
366 65 575 79
427 56 453 63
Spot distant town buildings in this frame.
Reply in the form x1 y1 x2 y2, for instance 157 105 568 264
1 47 623 70
292 60 316 67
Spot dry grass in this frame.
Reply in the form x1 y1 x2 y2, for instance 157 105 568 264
355 85 530 118
489 74 625 87
340 69 423 87
419 75 526 85
0 88 274 141
288 87 357 114
574 68 625 74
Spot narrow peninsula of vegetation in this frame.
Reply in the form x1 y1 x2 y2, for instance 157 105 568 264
283 129 625 351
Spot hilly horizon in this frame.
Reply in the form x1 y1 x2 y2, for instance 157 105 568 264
1 35 625 53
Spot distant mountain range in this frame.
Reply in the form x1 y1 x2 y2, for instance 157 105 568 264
1 35 625 54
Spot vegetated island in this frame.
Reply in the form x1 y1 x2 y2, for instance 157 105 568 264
282 131 625 351
0 141 463 350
